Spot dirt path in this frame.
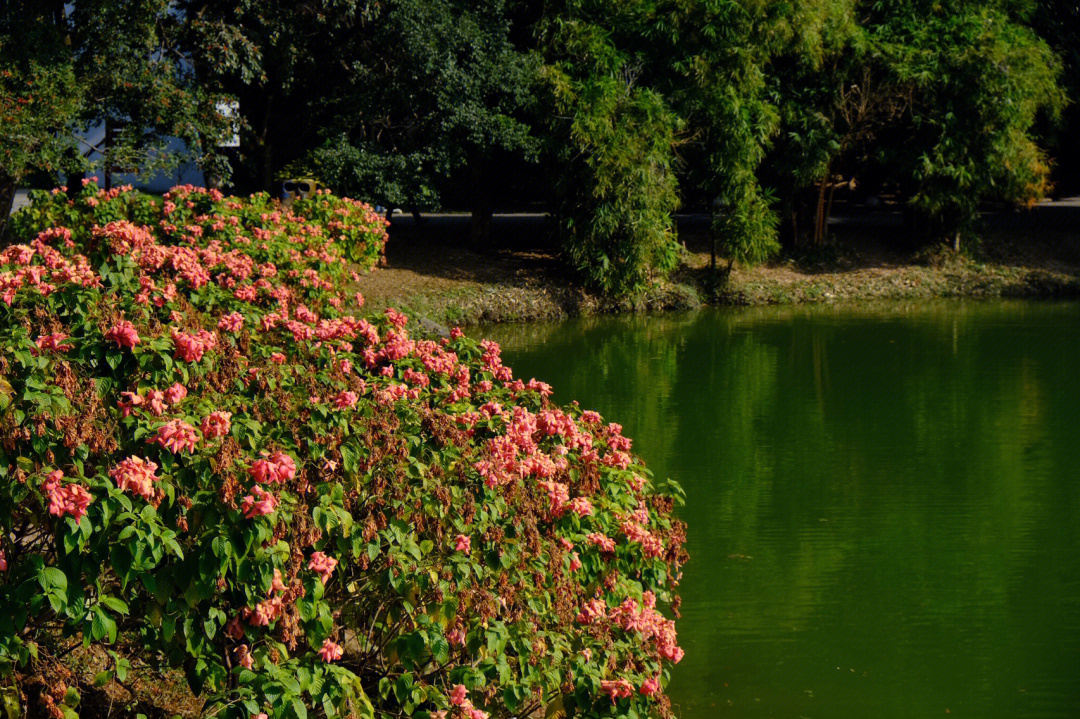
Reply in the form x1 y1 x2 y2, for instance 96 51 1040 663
352 206 1080 326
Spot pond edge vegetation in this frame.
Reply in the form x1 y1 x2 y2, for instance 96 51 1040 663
0 183 687 719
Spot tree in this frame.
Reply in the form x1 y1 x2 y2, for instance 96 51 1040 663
0 0 232 236
885 1 1065 247
0 2 80 228
536 3 682 296
1029 0 1080 195
183 0 540 227
768 0 1066 249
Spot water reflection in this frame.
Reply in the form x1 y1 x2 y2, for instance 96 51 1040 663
481 301 1080 719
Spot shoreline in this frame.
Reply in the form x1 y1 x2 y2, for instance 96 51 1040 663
352 211 1080 326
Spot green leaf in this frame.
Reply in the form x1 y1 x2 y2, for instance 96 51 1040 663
39 567 67 592
100 596 129 615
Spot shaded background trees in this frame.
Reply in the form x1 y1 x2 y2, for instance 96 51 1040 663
0 0 230 230
2 0 1073 295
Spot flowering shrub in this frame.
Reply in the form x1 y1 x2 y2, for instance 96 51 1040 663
0 183 686 719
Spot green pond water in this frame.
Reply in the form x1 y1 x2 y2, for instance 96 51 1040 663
479 300 1080 719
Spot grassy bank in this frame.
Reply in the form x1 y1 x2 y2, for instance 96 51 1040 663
352 209 1080 326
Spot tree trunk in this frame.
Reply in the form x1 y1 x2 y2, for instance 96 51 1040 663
237 89 275 194
0 174 16 244
814 173 829 245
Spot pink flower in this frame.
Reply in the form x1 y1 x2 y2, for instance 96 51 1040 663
201 411 232 439
567 497 593 517
240 486 278 519
109 456 159 500
639 676 661 696
150 420 200 453
467 709 489 719
236 644 254 669
171 328 217 363
118 390 144 417
586 532 616 553
41 470 92 524
249 451 296 485
569 552 582 571
600 679 634 702
576 598 607 625
226 616 245 640
454 534 471 554
538 480 570 515
146 389 167 416
164 382 187 405
332 390 358 409
104 320 140 349
35 333 71 352
318 639 343 663
246 595 283 626
449 684 468 706
308 551 338 584
269 352 286 364
270 568 287 594
0 550 7 572
217 312 245 333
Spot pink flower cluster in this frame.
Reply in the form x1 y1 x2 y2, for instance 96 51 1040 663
537 481 594 518
150 420 200 453
200 411 232 439
576 598 608 625
0 239 99 305
600 678 634 702
235 644 254 670
109 456 159 500
586 532 616 553
118 385 184 417
620 505 665 558
41 470 92 524
318 638 343 662
172 328 217 362
249 451 297 485
164 382 188 405
243 569 287 626
332 390 358 409
35 332 71 353
308 551 338 583
105 320 141 349
610 592 683 664
447 684 489 719
241 485 278 519
639 676 662 696
217 312 245 333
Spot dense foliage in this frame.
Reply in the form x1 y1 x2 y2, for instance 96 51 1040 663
539 3 682 296
0 1 232 227
768 0 1066 246
0 184 687 718
2 0 1073 292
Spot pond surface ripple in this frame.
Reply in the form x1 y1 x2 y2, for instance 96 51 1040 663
481 300 1080 719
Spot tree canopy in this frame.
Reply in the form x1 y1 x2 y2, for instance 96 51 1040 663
1 0 1072 294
